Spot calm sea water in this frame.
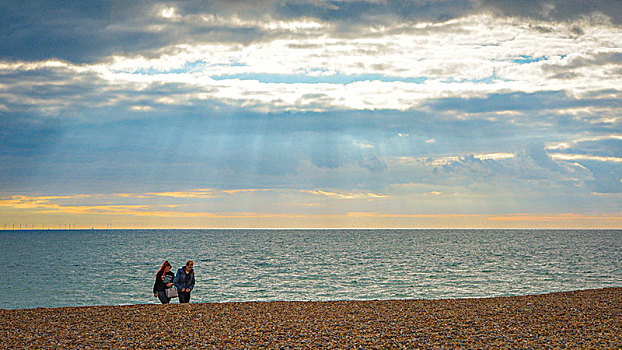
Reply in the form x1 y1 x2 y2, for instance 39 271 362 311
0 229 620 309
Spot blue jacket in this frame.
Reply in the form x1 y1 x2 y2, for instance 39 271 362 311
173 266 195 291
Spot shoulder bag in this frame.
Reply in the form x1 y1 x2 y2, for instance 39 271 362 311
166 286 178 298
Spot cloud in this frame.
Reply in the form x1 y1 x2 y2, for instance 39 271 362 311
147 189 216 198
480 0 622 24
2 9 621 115
1 2 147 63
526 143 568 173
543 52 622 77
276 0 477 26
427 91 578 113
301 190 387 200
544 135 622 193
358 155 388 172
0 1 277 64
488 213 622 224
3 0 620 69
310 136 349 169
1 97 617 197
2 1 621 226
547 135 622 158
0 194 151 215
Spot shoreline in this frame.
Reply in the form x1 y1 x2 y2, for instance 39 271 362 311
3 286 621 311
2 287 620 348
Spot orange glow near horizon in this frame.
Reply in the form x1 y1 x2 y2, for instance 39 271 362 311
1 193 621 229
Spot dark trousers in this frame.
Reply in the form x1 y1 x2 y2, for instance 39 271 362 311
179 291 191 303
157 291 170 304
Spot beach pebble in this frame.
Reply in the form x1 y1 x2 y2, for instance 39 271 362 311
1 288 620 349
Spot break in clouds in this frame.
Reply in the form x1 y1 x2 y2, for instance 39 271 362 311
0 0 621 224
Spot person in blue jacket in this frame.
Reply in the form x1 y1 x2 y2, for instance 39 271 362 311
174 260 195 303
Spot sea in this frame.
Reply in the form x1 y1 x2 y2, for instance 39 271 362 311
0 229 620 309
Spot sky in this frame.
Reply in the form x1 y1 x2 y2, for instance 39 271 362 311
1 0 621 229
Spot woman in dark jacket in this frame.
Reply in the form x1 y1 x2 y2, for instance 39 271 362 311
174 260 195 303
153 260 175 304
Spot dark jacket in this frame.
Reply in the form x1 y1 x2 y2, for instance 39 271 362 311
173 266 195 292
153 270 175 293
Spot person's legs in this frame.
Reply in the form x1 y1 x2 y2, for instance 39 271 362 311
179 292 191 303
157 291 170 304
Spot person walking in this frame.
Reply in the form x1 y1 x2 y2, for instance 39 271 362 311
153 261 175 304
174 260 195 303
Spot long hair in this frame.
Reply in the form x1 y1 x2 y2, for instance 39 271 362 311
156 260 172 277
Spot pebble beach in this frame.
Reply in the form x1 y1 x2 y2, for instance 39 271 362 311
2 287 620 349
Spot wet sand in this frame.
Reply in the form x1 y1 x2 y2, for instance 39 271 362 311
2 288 620 349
